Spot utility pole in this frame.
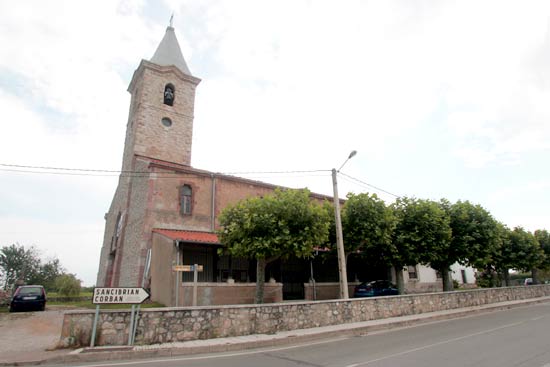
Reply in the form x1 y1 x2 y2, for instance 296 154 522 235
332 150 356 299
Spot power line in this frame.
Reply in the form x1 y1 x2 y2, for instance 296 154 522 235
0 163 331 179
338 172 401 198
0 162 400 198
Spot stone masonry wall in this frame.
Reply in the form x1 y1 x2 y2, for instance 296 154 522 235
60 285 550 347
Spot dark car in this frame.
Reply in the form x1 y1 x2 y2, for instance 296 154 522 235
353 280 399 298
9 285 47 312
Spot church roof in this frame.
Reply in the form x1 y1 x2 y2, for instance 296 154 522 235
150 26 192 75
153 228 220 245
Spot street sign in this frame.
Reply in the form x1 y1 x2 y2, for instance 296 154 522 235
93 287 150 304
172 264 203 272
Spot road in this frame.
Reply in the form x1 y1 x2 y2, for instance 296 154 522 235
57 302 550 367
0 308 67 364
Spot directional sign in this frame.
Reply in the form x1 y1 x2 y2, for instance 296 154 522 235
172 264 203 272
93 287 150 304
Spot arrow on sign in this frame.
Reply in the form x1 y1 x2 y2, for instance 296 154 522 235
93 287 150 304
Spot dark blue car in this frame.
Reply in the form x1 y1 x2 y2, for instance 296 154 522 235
353 280 399 298
9 285 47 312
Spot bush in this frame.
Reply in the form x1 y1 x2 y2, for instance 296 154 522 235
54 274 81 297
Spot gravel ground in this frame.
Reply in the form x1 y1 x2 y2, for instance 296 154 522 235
0 307 70 364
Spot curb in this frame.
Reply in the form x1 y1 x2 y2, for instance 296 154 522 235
4 297 550 366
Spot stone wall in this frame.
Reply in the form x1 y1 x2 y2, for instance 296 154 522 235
60 285 550 347
179 282 283 306
304 282 359 300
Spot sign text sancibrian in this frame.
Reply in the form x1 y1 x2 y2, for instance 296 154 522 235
93 287 149 304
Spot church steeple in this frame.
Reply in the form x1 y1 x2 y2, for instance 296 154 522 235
122 21 201 168
150 25 192 76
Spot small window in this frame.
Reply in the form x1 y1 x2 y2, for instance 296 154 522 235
407 265 417 279
461 269 467 284
436 270 442 279
161 117 172 127
180 185 192 215
164 84 175 106
111 212 124 253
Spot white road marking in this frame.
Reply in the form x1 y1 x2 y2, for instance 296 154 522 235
74 337 349 367
344 321 524 367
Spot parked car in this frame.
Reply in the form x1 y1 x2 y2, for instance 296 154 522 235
9 285 47 312
524 278 533 286
353 280 399 298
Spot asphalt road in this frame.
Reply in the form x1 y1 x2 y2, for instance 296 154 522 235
63 302 550 367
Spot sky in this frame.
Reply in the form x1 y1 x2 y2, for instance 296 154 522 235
0 0 549 286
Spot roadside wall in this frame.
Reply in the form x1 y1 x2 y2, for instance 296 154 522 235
59 285 550 347
179 282 282 306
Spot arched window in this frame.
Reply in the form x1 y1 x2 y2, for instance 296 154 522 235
180 185 192 215
164 84 175 106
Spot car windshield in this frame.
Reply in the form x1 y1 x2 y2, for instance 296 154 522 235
18 287 42 295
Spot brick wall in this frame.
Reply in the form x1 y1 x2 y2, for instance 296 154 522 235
59 285 550 347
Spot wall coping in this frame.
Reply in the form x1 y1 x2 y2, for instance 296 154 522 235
179 282 282 287
64 285 546 316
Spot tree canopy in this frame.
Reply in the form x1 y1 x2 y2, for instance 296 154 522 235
0 243 66 291
218 188 330 303
392 198 454 290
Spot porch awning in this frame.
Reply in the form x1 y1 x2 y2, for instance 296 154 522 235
152 228 221 245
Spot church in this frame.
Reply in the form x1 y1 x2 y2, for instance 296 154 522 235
96 25 474 307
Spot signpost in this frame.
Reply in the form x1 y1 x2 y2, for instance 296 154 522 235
92 287 150 304
172 264 203 306
90 287 150 348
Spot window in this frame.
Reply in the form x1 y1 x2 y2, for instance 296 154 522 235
164 84 175 106
461 269 467 284
180 185 192 215
161 117 172 127
436 270 442 279
111 212 124 253
407 265 418 279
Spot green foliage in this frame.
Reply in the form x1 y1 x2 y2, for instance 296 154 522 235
0 244 41 290
342 192 395 258
445 200 499 269
505 227 544 272
392 198 452 267
535 229 550 270
218 188 330 261
392 198 453 290
218 188 330 303
54 274 82 297
0 244 66 291
39 258 65 291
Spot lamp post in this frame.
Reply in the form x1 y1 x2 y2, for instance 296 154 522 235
332 150 356 299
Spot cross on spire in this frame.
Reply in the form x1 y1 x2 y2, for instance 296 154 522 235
169 13 174 27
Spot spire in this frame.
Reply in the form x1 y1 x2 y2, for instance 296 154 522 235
150 22 192 76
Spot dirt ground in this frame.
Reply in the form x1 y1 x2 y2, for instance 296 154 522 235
0 306 72 363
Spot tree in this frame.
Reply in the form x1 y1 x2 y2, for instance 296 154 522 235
0 244 66 291
55 274 81 296
534 229 550 275
342 193 404 292
494 226 544 285
509 227 544 283
218 188 330 303
39 258 65 291
0 244 41 290
392 198 454 291
445 200 499 270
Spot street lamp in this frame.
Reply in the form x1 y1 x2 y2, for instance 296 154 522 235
332 150 357 299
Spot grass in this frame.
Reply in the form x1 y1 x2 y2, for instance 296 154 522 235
47 291 94 298
0 302 165 312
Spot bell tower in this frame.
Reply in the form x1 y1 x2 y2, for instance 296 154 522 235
122 25 201 169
